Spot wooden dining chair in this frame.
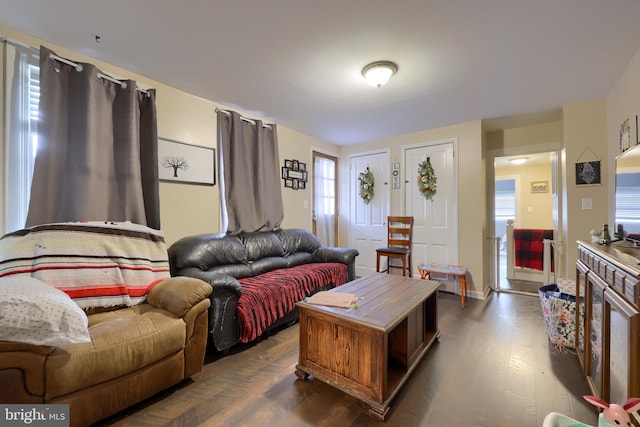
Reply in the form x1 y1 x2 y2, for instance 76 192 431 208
376 216 414 277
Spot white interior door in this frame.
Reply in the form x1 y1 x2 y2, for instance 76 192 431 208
349 151 390 277
404 141 457 291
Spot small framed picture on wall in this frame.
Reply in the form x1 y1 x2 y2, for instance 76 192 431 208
575 161 601 186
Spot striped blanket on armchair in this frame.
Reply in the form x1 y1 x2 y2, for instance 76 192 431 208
0 222 170 309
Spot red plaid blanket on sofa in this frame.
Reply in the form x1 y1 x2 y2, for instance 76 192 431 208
237 262 347 343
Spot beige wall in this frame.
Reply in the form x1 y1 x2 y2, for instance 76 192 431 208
562 100 608 278
339 121 486 296
495 162 554 230
487 121 562 152
0 25 338 246
277 126 338 231
156 88 219 245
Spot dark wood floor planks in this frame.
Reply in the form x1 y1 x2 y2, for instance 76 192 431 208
96 291 597 427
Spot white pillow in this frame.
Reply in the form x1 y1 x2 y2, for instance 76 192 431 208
0 276 91 346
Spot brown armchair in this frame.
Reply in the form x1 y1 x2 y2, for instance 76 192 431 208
0 223 212 427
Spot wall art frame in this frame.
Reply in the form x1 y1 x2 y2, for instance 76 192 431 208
575 160 601 186
281 159 307 190
531 181 548 193
158 138 216 185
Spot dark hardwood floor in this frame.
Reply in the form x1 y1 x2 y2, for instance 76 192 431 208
499 278 543 294
96 291 597 427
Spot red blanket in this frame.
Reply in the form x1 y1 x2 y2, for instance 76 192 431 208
514 229 554 272
237 263 347 343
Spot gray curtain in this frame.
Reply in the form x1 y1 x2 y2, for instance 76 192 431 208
26 46 160 229
217 110 284 234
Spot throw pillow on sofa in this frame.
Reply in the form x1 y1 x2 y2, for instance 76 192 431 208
0 276 91 346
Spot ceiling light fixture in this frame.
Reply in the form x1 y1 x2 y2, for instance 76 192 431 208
509 157 529 165
361 60 398 88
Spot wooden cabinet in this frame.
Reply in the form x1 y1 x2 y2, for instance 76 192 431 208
603 287 640 405
576 260 588 370
585 270 606 396
576 242 640 405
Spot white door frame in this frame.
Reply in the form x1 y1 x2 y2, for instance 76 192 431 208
487 142 564 288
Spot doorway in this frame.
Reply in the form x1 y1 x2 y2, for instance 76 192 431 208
492 151 559 294
312 151 338 246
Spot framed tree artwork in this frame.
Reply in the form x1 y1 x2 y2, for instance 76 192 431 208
158 138 216 185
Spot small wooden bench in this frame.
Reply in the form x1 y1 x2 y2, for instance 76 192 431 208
418 262 468 308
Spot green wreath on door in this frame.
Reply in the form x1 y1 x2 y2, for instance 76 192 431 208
417 158 437 200
358 167 374 204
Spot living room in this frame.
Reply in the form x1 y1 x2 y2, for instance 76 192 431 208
2 1 640 426
3 3 639 293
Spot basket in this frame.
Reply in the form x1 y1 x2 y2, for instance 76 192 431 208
539 283 584 350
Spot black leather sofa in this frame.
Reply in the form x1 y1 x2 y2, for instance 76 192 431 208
168 229 358 351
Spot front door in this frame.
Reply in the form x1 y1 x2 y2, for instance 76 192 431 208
404 141 457 290
349 151 390 277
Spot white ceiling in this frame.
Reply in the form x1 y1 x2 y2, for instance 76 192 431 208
494 152 552 169
1 0 640 146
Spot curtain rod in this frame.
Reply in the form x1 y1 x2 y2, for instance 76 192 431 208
48 53 150 95
1 36 35 50
1 37 39 58
216 108 273 129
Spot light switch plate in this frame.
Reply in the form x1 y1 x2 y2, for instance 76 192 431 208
582 198 593 210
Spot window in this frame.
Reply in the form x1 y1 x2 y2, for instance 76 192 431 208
495 178 516 220
314 156 335 216
615 173 640 232
495 178 516 252
4 42 40 234
313 152 337 246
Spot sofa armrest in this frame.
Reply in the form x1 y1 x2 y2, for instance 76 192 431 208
170 270 243 352
175 268 243 297
313 247 359 281
147 277 212 317
0 342 55 356
0 342 55 402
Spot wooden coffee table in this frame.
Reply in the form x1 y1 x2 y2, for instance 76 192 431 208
295 273 440 420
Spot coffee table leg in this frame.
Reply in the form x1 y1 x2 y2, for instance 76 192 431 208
368 406 390 421
295 368 310 380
